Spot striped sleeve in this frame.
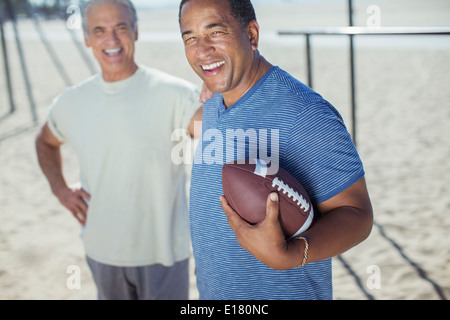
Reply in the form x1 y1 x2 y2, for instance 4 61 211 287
284 99 365 204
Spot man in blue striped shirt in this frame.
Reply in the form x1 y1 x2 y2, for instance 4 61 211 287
179 0 373 299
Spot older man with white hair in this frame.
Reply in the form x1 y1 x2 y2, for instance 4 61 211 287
35 0 202 300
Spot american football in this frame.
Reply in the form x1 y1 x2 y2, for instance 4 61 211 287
222 159 314 239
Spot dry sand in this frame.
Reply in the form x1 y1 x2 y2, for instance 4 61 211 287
0 1 449 300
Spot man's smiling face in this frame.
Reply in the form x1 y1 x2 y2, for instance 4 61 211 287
180 0 259 106
84 2 138 82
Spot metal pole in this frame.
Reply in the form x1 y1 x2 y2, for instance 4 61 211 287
63 1 97 76
0 7 15 114
305 34 313 89
279 27 450 150
348 0 357 146
25 1 72 87
5 0 38 123
349 38 356 145
67 27 97 75
348 0 354 26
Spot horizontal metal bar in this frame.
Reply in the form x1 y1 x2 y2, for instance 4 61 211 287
278 26 450 36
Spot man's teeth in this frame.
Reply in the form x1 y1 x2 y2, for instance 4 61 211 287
202 61 225 71
104 48 122 56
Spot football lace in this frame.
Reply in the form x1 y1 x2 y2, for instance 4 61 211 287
272 177 310 212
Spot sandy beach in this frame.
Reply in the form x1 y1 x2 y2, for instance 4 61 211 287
1 0 449 300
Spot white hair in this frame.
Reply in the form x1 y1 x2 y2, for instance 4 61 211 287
82 0 138 36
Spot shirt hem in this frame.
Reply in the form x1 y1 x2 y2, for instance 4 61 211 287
85 251 191 268
314 169 365 204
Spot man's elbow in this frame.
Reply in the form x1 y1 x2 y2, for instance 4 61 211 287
360 204 374 243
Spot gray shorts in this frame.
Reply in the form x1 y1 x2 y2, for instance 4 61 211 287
86 256 189 300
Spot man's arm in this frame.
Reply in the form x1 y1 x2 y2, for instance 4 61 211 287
187 83 212 138
35 123 90 225
221 177 373 270
187 106 203 138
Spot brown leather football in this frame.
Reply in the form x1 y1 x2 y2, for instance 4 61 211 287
222 159 314 239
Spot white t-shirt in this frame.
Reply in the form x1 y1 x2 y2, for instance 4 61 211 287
48 66 201 267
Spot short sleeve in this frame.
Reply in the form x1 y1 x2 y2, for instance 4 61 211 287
46 95 67 143
284 99 365 204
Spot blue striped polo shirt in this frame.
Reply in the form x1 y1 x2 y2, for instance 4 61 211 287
189 66 364 300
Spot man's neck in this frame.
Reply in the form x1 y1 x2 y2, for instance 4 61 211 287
222 55 272 108
102 63 139 82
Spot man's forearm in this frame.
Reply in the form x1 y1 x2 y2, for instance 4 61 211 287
299 205 373 265
222 177 373 270
35 137 67 195
262 204 373 270
36 134 90 225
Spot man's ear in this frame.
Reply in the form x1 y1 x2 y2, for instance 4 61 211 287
84 32 91 48
247 20 260 51
134 26 139 41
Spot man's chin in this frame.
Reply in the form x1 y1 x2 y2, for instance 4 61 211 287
201 80 228 95
100 63 137 82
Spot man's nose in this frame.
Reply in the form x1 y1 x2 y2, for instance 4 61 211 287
196 36 215 58
105 29 120 44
